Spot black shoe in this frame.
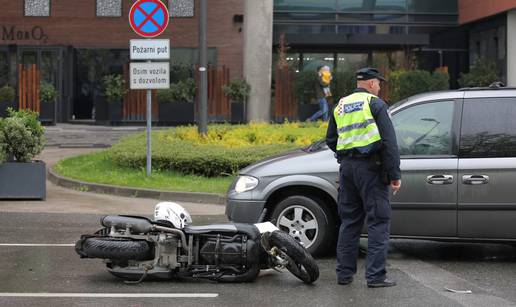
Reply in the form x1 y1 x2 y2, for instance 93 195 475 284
367 279 397 288
338 278 353 285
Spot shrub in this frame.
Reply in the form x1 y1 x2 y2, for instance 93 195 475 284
0 84 15 103
109 137 295 177
157 78 196 103
102 74 127 103
223 79 250 102
330 69 356 101
293 70 318 104
0 108 45 162
388 69 450 103
108 122 328 177
39 82 58 103
170 64 193 83
458 57 500 87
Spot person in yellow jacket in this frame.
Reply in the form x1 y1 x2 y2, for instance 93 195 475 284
308 65 332 121
326 67 401 288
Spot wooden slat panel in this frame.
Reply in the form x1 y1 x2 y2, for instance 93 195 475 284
36 64 41 113
27 65 32 110
31 64 36 111
152 90 158 117
224 66 230 116
274 66 297 121
31 65 36 112
18 64 23 110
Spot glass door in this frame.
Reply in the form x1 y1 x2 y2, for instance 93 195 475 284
18 47 63 123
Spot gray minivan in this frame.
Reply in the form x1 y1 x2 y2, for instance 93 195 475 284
225 88 516 255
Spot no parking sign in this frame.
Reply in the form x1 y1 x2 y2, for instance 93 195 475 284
129 0 169 38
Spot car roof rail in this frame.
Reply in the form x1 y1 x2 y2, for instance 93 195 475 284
458 81 516 91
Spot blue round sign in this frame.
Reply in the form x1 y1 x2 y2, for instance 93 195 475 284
129 0 169 38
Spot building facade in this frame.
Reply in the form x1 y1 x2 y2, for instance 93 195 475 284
4 0 509 123
272 0 467 87
0 0 244 122
458 0 516 85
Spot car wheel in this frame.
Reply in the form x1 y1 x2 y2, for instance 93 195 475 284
270 195 335 256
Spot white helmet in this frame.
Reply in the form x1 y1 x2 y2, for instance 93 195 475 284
154 202 192 229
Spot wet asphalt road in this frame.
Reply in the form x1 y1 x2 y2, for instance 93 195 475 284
0 212 516 307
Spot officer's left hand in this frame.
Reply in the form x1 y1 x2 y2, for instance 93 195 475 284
391 180 401 195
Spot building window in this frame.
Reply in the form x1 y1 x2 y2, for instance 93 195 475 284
96 0 122 17
168 0 194 17
24 0 50 17
0 51 9 86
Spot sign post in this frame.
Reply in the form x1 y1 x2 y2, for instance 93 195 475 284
129 0 170 177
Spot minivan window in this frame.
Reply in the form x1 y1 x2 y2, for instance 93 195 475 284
392 100 454 156
460 97 516 158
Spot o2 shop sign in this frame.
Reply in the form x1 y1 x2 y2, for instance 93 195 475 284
1 25 48 43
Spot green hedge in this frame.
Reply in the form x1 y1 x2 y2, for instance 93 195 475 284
388 69 449 103
458 57 500 87
109 122 327 177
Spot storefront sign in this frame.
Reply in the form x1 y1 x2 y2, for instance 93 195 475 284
130 39 170 60
130 62 170 89
1 25 48 43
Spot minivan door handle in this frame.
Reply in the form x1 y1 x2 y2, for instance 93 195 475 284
426 175 454 185
462 175 489 185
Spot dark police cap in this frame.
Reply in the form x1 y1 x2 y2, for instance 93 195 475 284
356 67 386 81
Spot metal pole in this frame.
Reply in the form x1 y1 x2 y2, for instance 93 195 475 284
198 0 208 135
146 62 152 176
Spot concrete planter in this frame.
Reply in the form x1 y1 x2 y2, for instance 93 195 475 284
107 100 123 123
0 161 46 200
39 101 56 124
0 100 17 118
158 102 194 125
231 101 245 123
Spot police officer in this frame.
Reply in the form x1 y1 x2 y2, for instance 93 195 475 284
326 67 401 288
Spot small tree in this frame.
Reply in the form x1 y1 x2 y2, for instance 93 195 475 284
102 74 127 103
157 78 196 103
0 84 15 103
39 82 58 103
0 108 45 162
330 70 355 101
293 70 318 104
458 57 500 87
223 79 250 102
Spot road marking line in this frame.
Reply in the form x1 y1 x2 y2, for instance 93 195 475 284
0 293 218 298
0 244 75 247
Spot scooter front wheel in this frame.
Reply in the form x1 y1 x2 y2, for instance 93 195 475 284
267 230 319 284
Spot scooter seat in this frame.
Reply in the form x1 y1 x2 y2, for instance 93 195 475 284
184 223 260 239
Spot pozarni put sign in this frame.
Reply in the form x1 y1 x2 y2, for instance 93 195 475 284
130 39 170 60
130 62 170 89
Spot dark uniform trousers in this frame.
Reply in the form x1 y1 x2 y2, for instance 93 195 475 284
336 156 391 283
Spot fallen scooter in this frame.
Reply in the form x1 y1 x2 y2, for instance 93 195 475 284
75 202 319 284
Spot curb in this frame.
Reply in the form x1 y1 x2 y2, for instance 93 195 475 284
47 167 227 205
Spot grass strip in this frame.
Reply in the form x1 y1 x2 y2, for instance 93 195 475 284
53 150 234 195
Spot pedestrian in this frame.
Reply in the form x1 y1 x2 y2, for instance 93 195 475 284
308 65 332 121
325 67 401 288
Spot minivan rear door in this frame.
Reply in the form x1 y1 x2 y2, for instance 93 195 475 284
390 98 461 237
458 94 516 239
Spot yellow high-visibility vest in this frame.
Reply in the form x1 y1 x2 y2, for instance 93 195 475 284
334 92 381 152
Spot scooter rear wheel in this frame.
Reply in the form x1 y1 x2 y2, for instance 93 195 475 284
267 230 319 284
